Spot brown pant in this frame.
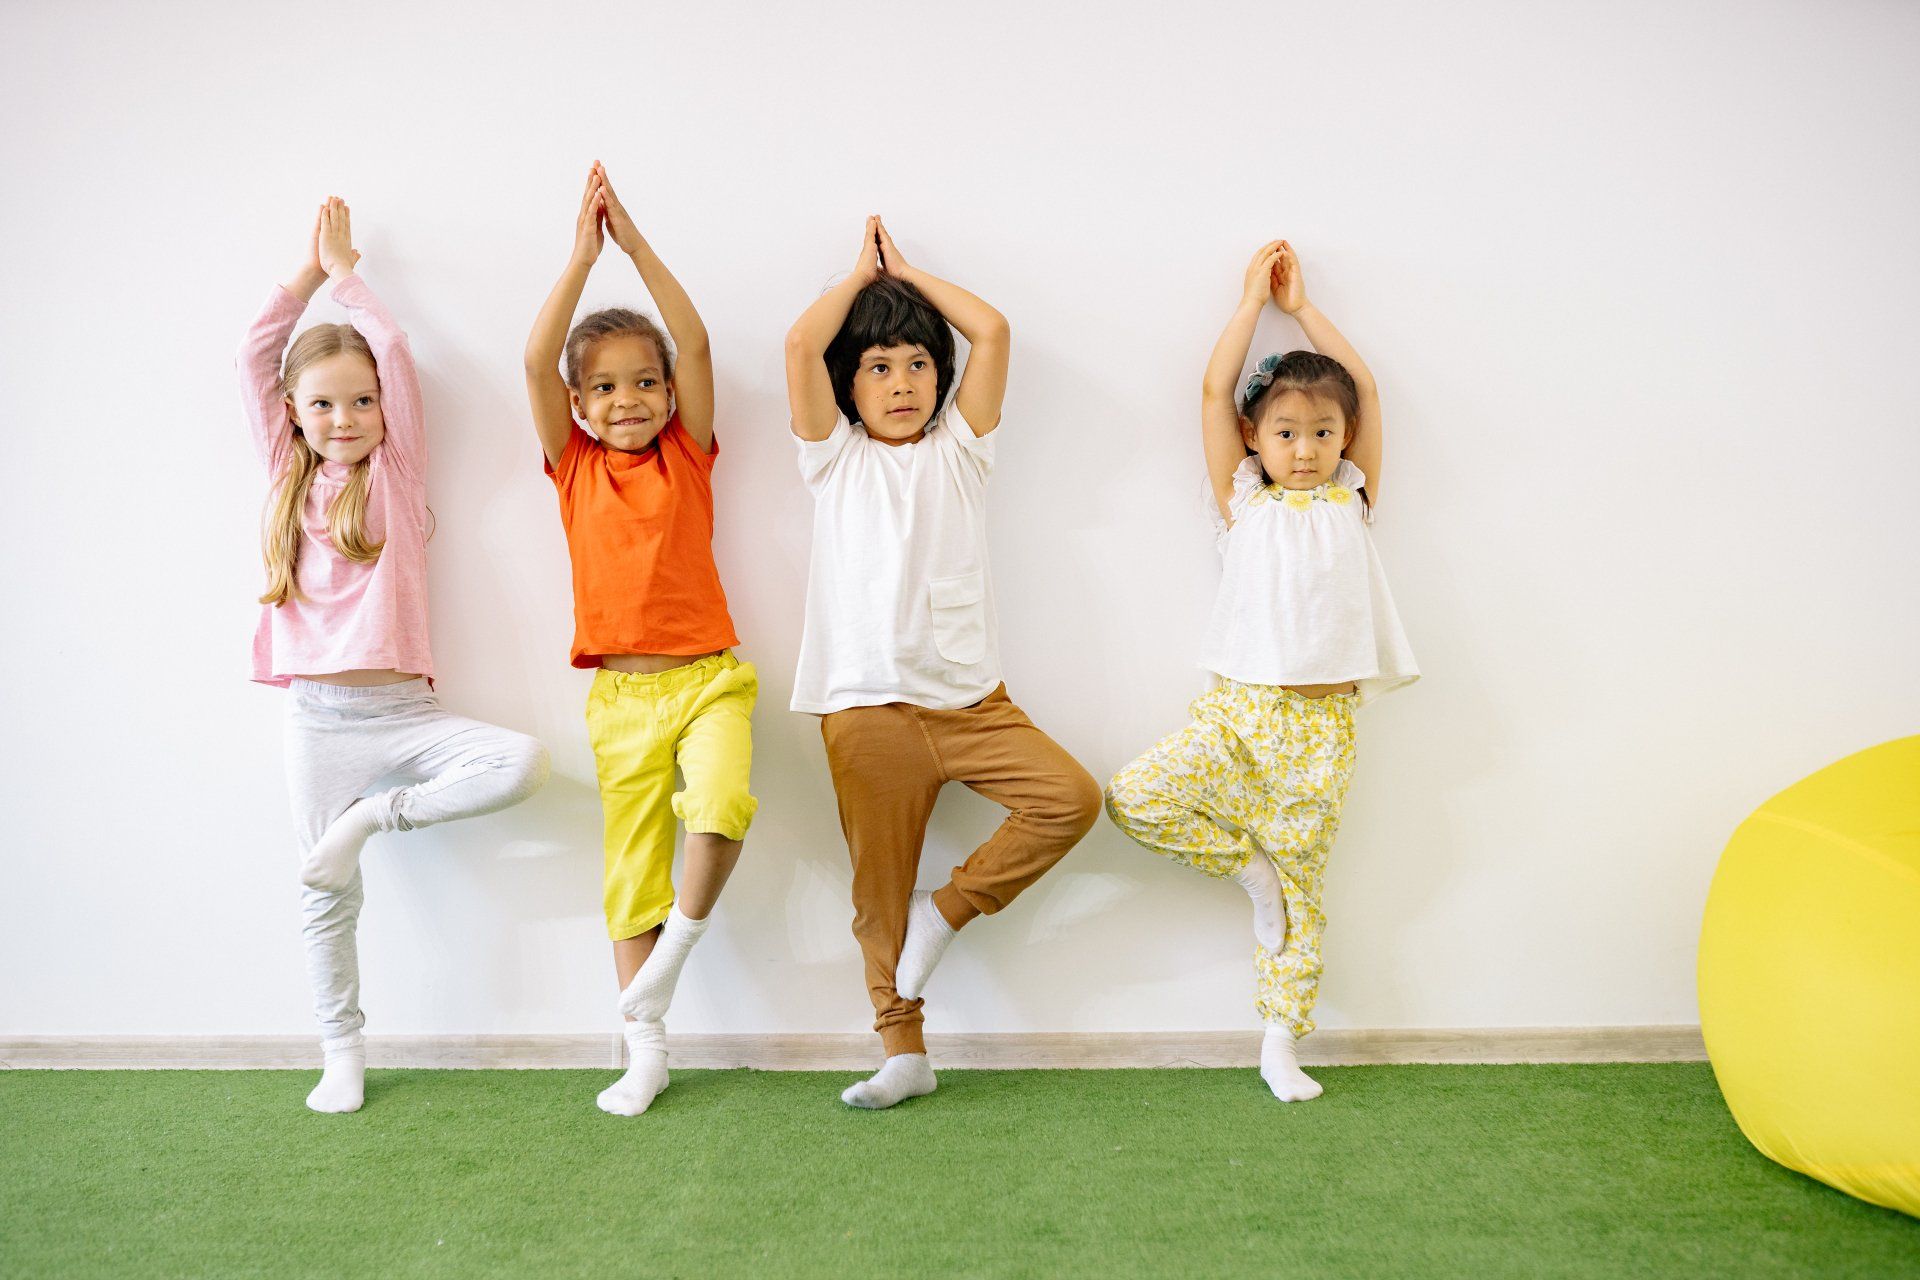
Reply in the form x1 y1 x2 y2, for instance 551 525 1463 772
820 684 1102 1056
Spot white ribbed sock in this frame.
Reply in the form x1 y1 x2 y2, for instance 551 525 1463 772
1260 1025 1322 1102
306 1034 366 1114
301 798 383 892
1232 855 1286 951
597 1021 668 1116
894 892 955 1001
617 906 709 1022
840 1052 937 1110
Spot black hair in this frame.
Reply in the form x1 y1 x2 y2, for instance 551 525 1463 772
824 276 956 426
1239 349 1359 430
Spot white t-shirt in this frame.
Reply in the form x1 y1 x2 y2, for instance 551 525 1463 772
791 407 1001 714
1198 456 1419 704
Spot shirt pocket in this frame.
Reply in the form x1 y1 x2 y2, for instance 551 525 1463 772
928 570 988 666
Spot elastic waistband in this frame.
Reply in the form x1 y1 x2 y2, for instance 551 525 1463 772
1221 678 1359 708
593 650 739 695
289 676 433 703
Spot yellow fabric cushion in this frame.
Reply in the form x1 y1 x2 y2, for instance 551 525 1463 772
1698 734 1920 1217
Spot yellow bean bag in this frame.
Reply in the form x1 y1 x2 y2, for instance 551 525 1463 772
1698 734 1920 1217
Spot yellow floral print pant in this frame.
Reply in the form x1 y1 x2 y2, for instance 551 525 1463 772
1104 680 1357 1036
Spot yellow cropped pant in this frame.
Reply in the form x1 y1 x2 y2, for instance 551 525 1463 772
585 652 758 939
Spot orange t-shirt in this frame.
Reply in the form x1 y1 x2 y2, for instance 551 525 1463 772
547 414 740 668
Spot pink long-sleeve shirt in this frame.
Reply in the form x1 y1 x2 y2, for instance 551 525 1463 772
239 274 434 686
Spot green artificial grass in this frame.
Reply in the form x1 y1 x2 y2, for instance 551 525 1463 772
2 1064 1913 1278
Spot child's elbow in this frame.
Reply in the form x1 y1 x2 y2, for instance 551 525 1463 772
677 329 712 363
784 326 820 361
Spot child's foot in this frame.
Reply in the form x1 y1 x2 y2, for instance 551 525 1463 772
617 906 709 1022
1260 1024 1322 1102
1232 855 1286 951
840 1053 937 1109
306 1035 366 1113
597 1021 668 1116
894 892 955 1001
302 799 382 892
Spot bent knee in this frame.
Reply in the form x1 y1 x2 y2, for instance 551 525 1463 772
672 784 757 842
507 735 552 795
1103 766 1156 826
1032 764 1102 838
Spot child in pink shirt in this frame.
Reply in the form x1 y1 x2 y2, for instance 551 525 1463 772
240 198 549 1114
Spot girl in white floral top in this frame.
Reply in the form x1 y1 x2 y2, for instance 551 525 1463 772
1106 241 1416 1102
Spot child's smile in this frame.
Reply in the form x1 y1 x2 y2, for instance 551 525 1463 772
573 333 674 452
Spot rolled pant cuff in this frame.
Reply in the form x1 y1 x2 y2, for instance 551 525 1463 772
933 883 984 929
880 1022 927 1057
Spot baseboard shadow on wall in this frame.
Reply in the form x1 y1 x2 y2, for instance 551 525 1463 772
1 1026 1706 1070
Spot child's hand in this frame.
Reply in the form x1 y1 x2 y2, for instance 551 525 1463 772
875 218 910 276
597 163 645 256
318 197 361 279
1241 240 1285 307
1270 240 1308 314
572 166 606 268
852 216 882 285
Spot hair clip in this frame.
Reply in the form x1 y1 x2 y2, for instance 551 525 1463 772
1240 352 1283 407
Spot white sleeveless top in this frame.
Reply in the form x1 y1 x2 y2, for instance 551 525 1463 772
1198 456 1418 704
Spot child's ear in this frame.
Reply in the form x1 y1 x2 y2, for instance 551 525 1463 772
567 387 584 421
1238 415 1258 451
284 396 300 429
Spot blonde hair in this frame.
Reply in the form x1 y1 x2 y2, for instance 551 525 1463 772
259 324 385 607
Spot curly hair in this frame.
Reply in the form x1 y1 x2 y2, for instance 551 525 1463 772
563 308 675 390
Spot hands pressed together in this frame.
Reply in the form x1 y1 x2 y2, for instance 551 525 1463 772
289 196 361 294
570 161 648 268
1241 239 1307 314
851 214 913 285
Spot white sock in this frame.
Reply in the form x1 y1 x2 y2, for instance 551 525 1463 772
1233 855 1286 951
306 1034 366 1114
301 798 383 892
894 891 956 1001
840 1052 937 1110
616 906 710 1022
1260 1024 1322 1102
597 1021 669 1116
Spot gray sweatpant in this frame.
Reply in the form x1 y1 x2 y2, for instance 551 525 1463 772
285 678 550 1044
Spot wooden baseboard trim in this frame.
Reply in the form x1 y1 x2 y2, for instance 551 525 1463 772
0 1026 1705 1071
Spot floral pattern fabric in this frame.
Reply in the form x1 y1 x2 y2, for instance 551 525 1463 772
1104 678 1357 1036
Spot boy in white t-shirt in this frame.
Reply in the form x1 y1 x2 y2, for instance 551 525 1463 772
785 217 1101 1110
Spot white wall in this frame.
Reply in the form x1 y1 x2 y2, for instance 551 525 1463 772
3 0 1915 1041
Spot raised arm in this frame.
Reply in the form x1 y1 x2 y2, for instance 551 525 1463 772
238 205 329 471
874 219 1009 436
524 168 604 469
1272 241 1383 501
1203 241 1286 520
318 198 426 474
784 217 881 442
598 164 715 451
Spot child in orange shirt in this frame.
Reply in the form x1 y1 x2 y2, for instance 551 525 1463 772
525 164 757 1116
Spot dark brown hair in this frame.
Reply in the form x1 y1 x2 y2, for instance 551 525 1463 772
1239 350 1358 434
563 308 674 390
